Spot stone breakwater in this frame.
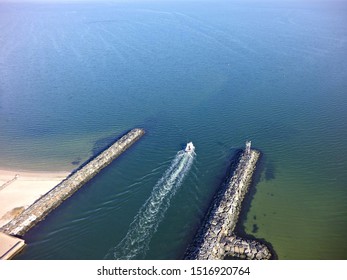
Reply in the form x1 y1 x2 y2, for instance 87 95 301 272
1 128 145 236
185 145 271 260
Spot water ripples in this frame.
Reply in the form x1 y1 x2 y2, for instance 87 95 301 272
104 149 195 259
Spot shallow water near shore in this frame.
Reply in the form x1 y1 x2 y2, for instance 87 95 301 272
1 0 346 259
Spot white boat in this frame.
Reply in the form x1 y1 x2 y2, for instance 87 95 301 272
185 142 195 154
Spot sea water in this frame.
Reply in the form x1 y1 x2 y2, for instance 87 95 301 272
0 0 346 259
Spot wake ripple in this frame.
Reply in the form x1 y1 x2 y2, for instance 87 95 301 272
105 149 195 260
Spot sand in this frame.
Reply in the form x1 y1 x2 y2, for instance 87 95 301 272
0 232 26 259
0 168 69 228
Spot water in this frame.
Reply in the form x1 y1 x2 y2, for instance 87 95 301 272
0 0 346 259
106 149 195 260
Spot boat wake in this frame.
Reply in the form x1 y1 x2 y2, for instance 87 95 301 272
105 148 195 260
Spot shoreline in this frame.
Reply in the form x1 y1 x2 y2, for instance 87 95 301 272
1 128 145 236
0 168 70 228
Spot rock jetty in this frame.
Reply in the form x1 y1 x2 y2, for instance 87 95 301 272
185 142 271 260
1 128 145 236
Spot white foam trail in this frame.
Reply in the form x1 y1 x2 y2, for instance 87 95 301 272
105 149 195 260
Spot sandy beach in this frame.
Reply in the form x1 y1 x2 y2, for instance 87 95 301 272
0 169 69 228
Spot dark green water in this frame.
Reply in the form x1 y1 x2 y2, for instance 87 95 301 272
0 0 346 259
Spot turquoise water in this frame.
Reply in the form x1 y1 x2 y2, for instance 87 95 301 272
0 0 346 259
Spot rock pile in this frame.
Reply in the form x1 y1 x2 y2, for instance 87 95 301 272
223 235 271 260
185 146 271 260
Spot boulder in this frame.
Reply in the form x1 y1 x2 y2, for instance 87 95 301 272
218 248 225 256
234 246 240 254
255 252 263 260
